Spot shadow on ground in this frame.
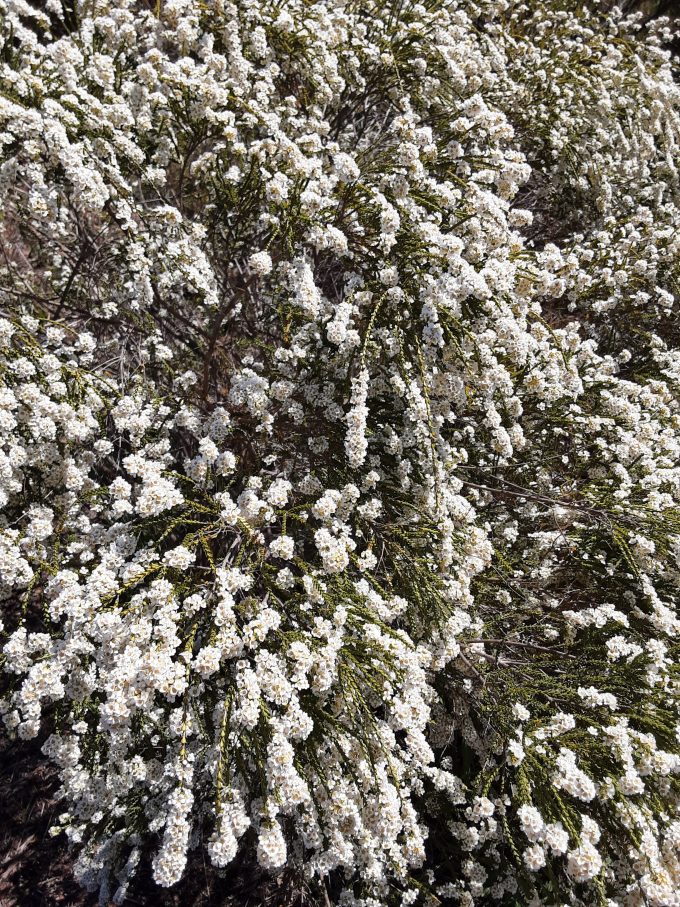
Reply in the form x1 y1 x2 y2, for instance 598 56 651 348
0 738 309 907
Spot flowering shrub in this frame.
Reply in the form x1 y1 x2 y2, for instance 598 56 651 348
1 0 680 904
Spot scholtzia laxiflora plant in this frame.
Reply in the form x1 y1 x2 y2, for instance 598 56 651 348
1 0 680 904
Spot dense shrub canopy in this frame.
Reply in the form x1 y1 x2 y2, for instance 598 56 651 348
1 0 680 904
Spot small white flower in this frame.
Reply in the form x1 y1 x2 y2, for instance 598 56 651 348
163 546 195 570
249 251 273 276
269 535 294 560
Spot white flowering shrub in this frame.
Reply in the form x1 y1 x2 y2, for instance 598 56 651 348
1 0 680 904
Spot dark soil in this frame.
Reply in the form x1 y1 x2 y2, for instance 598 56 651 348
0 737 90 906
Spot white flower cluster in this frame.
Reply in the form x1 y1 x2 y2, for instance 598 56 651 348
1 0 680 905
